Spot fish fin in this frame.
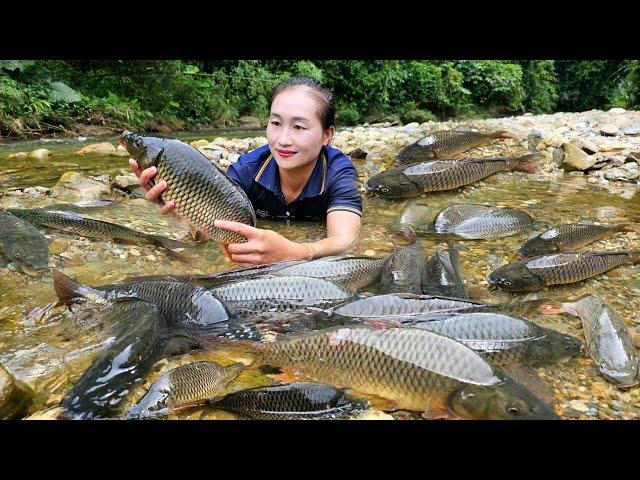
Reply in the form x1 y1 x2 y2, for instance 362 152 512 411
514 153 541 173
501 363 557 405
421 407 459 420
27 301 58 323
490 130 515 140
268 370 301 384
52 269 100 306
535 301 566 315
362 319 403 329
612 223 634 232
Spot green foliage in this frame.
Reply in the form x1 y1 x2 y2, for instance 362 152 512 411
555 60 624 111
455 60 525 111
1 60 639 138
335 102 361 125
519 61 558 113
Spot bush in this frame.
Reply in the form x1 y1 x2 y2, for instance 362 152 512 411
335 103 361 125
519 60 558 113
455 60 525 112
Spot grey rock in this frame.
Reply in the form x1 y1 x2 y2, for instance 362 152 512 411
552 148 565 166
599 123 620 136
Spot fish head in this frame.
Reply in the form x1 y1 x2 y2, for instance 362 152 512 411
120 131 163 169
518 237 555 259
4 241 49 271
598 358 639 387
447 376 559 420
525 329 583 367
363 169 421 198
487 262 543 292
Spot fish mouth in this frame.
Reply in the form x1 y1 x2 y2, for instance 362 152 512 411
119 130 132 148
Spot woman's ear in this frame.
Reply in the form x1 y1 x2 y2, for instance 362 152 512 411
323 126 335 146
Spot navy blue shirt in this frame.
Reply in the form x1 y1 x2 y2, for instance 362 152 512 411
226 144 362 221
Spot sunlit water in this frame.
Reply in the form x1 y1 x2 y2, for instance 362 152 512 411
0 131 639 420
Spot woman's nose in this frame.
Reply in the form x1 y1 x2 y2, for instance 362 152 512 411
276 127 293 146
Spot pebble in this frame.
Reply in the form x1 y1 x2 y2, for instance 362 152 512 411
569 400 589 412
129 248 141 257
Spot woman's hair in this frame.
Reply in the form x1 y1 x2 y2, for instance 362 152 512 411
269 76 336 130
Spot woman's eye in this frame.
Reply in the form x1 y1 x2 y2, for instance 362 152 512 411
294 125 306 130
270 121 280 126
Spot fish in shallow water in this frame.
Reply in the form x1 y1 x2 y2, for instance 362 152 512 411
0 210 50 273
7 208 189 253
120 131 256 244
0 363 34 420
518 222 632 258
331 293 485 319
411 312 582 366
62 299 165 419
424 204 537 240
560 295 638 387
220 326 557 419
275 255 388 292
364 153 539 198
210 276 354 314
396 130 513 165
52 269 259 340
209 382 369 420
380 228 426 294
421 247 469 298
128 361 244 419
487 250 640 292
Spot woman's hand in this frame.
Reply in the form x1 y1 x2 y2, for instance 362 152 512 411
129 158 176 216
215 220 307 266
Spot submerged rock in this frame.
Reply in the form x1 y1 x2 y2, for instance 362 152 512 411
75 142 117 156
51 171 113 201
28 148 51 160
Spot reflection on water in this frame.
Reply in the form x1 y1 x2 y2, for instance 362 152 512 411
0 134 639 420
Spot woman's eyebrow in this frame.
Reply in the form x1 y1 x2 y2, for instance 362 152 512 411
270 112 310 122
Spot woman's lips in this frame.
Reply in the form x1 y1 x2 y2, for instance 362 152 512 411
277 149 296 158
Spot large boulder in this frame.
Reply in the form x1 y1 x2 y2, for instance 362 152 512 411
75 142 118 156
599 124 619 136
561 142 597 171
603 163 639 181
28 148 51 160
51 171 113 201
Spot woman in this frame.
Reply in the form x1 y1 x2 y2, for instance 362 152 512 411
130 76 362 266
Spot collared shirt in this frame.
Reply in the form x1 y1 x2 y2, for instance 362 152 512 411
226 144 362 221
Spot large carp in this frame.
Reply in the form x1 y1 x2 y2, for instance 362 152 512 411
120 131 256 244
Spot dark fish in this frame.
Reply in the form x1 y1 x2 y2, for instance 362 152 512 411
181 260 305 288
421 248 469 298
487 250 640 292
380 228 426 294
210 382 368 420
128 361 244 419
242 326 556 419
0 363 34 420
364 153 539 198
275 255 388 291
331 293 485 319
519 223 632 258
120 131 256 244
396 130 513 165
561 295 638 387
0 210 50 272
62 299 165 419
211 276 354 314
424 204 536 240
411 312 582 366
7 208 189 252
52 269 259 340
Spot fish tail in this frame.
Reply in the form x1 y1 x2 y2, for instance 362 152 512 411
631 250 640 264
513 153 541 173
490 130 514 140
612 223 634 233
52 269 102 306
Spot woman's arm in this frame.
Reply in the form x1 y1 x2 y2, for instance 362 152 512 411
216 210 361 266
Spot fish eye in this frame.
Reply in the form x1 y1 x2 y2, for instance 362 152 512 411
381 188 390 193
508 407 521 416
599 362 607 370
503 280 512 286
134 138 143 148
14 252 21 258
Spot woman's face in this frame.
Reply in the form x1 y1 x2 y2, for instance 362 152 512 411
266 87 334 172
